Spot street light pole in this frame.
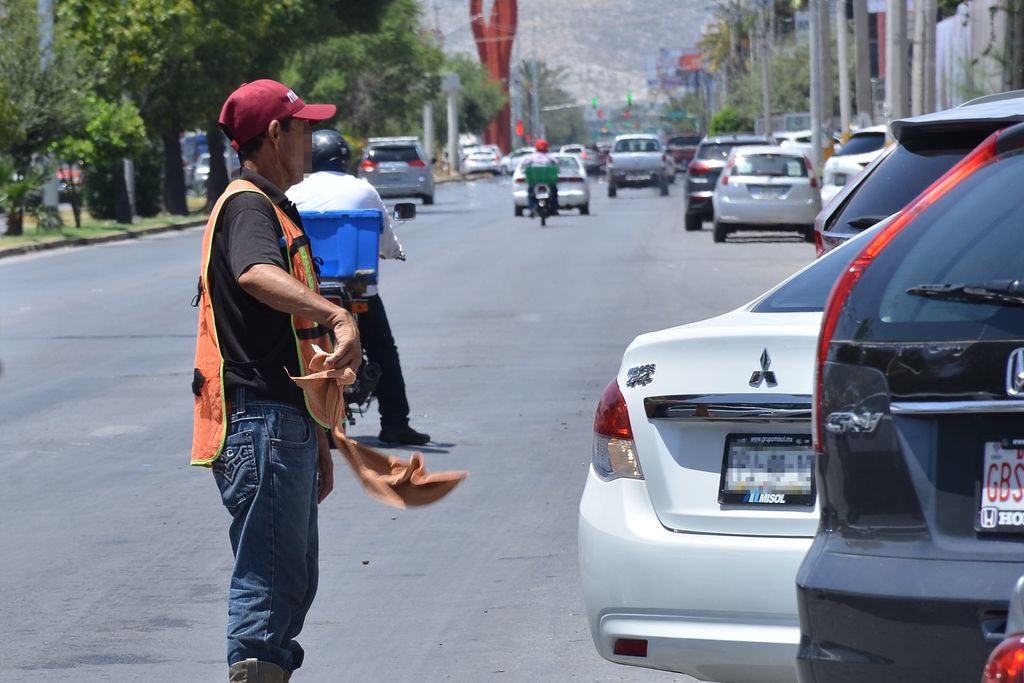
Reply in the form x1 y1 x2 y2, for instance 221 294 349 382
809 0 823 174
837 0 851 133
757 0 772 137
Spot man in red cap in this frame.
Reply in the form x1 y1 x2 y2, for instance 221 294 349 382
191 79 359 682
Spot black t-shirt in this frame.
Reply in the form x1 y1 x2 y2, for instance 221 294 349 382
208 168 307 407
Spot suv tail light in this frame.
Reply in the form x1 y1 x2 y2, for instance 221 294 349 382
592 379 642 481
360 159 377 172
983 635 1024 682
688 160 711 175
813 129 1004 452
407 159 425 167
721 159 735 185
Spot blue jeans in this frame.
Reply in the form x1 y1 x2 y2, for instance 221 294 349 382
212 389 320 673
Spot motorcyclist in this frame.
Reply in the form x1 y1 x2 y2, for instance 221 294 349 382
288 129 431 446
520 139 559 216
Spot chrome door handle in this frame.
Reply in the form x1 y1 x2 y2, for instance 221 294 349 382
825 411 883 435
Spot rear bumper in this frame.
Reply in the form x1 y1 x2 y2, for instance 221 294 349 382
716 195 819 226
512 185 587 208
579 466 810 682
686 191 714 218
371 175 434 198
796 540 1013 683
611 170 659 186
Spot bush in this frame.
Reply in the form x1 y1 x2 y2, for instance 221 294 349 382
709 106 754 134
134 140 163 217
82 163 116 220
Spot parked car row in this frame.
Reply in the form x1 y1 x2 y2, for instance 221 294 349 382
581 89 1024 683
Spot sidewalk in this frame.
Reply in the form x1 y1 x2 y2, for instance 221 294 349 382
0 217 207 260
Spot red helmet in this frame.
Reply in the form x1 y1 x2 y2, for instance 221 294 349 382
535 139 549 152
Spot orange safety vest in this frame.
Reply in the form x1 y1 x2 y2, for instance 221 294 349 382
191 179 333 466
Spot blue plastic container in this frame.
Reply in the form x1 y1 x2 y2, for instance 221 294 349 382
300 209 382 282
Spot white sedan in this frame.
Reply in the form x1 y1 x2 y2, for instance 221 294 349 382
512 154 590 216
579 237 867 683
712 146 821 243
819 125 888 205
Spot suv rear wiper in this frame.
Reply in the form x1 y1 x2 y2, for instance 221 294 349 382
846 215 887 229
906 279 1024 306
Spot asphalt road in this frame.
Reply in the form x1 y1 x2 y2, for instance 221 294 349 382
0 174 815 682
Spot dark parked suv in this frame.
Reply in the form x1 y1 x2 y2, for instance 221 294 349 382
816 90 1024 255
797 122 1024 682
684 134 771 231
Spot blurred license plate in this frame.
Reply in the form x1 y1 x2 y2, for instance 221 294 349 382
833 173 848 186
718 434 815 506
749 185 788 199
977 439 1024 533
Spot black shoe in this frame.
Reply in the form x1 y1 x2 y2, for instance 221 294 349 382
378 425 431 446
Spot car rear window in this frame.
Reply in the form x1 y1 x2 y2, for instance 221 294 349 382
696 141 764 160
734 153 808 177
614 138 660 153
836 132 886 156
367 146 420 162
835 152 1024 341
827 143 968 232
668 136 701 146
752 242 857 313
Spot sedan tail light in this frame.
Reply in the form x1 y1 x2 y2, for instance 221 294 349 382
721 159 735 185
592 379 642 481
983 635 1024 682
803 156 818 188
360 159 377 172
407 159 426 167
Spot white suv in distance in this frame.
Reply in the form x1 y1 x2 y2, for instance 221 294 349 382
819 125 888 205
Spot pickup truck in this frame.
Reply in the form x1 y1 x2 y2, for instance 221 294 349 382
606 134 672 198
666 134 703 171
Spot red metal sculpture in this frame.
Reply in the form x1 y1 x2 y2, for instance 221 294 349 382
470 0 517 153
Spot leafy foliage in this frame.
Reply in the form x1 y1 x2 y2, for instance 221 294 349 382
709 106 754 134
432 54 506 147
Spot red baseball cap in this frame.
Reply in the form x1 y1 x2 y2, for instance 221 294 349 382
219 79 336 151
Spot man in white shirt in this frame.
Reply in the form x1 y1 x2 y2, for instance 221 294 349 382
288 129 430 446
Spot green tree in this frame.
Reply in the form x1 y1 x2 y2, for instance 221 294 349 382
0 0 89 235
727 39 812 125
282 0 443 140
430 54 506 153
708 105 753 133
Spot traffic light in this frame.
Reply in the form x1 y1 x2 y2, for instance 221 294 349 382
515 119 524 137
624 109 630 120
626 92 633 107
597 108 603 119
591 97 598 109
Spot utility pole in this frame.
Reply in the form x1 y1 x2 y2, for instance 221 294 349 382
442 73 461 175
757 0 772 137
818 0 834 143
853 0 872 126
422 102 435 165
809 0 823 174
836 0 851 133
38 0 59 209
885 0 909 121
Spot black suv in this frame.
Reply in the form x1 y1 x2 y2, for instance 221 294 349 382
684 134 771 231
817 90 1024 254
797 122 1024 682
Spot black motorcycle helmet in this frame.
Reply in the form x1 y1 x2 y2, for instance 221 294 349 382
311 129 351 173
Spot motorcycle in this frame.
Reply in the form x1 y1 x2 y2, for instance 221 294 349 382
312 202 416 425
525 164 559 227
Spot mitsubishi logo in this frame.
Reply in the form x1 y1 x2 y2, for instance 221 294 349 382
749 349 778 388
1006 348 1024 397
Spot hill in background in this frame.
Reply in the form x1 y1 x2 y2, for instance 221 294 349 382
418 0 710 107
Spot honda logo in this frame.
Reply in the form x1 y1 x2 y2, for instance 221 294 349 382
981 507 998 529
1007 348 1024 397
749 349 778 388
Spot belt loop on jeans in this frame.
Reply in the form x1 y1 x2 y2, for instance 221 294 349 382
233 388 246 417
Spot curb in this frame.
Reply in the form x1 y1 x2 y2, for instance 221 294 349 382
0 218 207 260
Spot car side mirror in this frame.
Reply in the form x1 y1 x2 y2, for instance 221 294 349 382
393 202 416 221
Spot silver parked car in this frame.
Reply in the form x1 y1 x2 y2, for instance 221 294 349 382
712 145 821 243
358 137 435 205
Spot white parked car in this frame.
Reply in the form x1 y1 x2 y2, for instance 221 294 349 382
712 145 821 243
579 235 871 683
499 146 534 175
462 149 501 175
512 153 589 215
819 125 888 205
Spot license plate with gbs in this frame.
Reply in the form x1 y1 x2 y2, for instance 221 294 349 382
978 439 1024 532
718 433 815 506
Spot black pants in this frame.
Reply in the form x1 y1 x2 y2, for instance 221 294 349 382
357 294 410 429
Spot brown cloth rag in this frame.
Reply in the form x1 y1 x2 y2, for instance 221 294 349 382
289 349 467 508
